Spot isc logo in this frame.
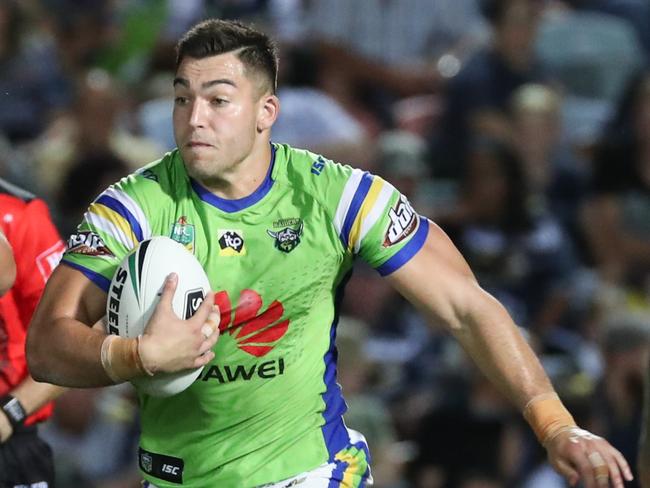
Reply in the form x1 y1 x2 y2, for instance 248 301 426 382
162 464 180 475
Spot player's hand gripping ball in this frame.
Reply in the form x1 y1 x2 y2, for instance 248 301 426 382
106 236 211 396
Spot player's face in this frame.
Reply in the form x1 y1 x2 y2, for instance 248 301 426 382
172 53 272 184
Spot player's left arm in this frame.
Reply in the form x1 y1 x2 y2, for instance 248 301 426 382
385 220 633 488
0 199 65 443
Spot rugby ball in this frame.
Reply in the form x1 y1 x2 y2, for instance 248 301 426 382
105 236 211 397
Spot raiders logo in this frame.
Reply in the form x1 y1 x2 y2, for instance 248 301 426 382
267 221 303 253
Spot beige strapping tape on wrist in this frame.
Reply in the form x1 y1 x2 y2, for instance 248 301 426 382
523 392 577 446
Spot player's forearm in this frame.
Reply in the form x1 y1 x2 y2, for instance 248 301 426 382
452 289 555 410
10 376 65 416
27 316 115 387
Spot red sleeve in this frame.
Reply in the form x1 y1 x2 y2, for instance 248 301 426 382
7 199 64 328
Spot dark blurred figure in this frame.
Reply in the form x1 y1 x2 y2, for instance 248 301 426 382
56 151 130 237
582 70 650 288
33 69 160 198
593 312 650 488
441 138 577 335
304 0 487 132
432 0 548 179
0 0 72 142
409 356 520 488
509 83 589 249
271 44 372 166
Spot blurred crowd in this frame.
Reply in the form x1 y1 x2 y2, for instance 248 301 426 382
1 0 649 487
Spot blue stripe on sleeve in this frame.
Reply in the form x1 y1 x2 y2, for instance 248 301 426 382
340 173 373 249
95 195 144 242
376 217 429 276
61 260 111 292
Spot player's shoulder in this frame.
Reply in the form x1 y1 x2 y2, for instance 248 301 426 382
273 143 366 205
110 150 187 204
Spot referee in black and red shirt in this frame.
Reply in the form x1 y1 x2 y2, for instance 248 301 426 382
0 178 65 487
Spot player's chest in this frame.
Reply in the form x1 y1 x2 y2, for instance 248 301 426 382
157 201 344 286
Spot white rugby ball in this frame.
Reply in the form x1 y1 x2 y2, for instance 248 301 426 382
105 236 211 397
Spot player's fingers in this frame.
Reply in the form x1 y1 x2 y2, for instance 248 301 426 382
599 450 624 488
587 451 610 488
572 451 597 488
552 457 580 487
198 305 220 337
194 350 215 367
190 292 215 324
157 273 178 310
608 445 633 482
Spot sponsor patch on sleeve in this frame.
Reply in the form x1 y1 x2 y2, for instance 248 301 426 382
67 231 115 257
383 195 418 247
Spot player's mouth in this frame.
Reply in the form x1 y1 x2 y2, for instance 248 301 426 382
187 141 213 148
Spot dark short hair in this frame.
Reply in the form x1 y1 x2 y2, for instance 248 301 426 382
175 19 278 94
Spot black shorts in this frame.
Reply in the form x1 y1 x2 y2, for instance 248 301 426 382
0 425 55 488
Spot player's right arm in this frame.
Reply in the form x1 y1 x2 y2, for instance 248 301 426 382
27 259 219 388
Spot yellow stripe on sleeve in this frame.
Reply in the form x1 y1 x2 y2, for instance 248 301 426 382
347 178 384 252
88 203 138 247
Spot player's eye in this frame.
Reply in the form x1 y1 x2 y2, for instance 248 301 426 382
211 98 228 106
174 96 189 105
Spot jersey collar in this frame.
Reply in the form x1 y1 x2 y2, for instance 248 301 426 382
190 144 276 213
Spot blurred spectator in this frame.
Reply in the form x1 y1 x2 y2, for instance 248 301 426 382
0 0 73 142
304 0 487 130
509 83 588 241
55 150 131 238
441 138 577 334
535 0 643 150
271 44 372 166
582 70 650 289
376 130 430 203
410 355 520 487
592 312 650 487
31 69 162 198
432 0 548 179
41 385 141 488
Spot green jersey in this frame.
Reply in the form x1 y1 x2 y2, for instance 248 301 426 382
62 143 428 487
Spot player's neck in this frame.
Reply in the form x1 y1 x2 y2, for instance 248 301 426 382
200 141 273 200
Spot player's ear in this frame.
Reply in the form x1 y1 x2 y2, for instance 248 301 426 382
257 94 279 133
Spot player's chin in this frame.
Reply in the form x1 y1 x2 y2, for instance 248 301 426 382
185 161 221 185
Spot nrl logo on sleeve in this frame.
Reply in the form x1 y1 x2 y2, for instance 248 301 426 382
384 195 418 247
267 219 303 253
67 231 114 256
169 216 195 254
